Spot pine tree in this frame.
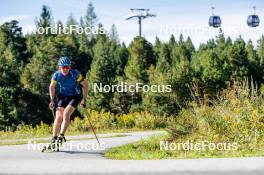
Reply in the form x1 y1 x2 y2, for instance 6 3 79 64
110 76 131 114
143 43 174 115
36 5 53 35
20 38 58 95
228 36 249 81
78 17 94 74
214 34 232 84
153 36 162 62
63 14 82 71
85 2 98 37
109 24 119 43
0 87 17 130
0 44 21 87
0 21 26 128
171 35 193 64
192 49 226 97
125 36 155 82
124 36 156 112
256 36 264 81
109 41 129 113
246 40 261 82
87 37 116 111
106 26 129 113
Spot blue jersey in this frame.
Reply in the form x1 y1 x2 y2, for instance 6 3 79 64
51 69 83 96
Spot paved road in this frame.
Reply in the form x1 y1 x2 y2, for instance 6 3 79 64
0 131 263 175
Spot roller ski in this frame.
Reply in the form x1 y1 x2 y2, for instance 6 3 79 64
41 134 66 152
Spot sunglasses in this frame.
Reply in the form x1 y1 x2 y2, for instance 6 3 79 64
61 66 71 69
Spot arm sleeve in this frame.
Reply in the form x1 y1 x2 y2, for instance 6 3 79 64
51 72 58 85
75 70 84 83
77 74 84 83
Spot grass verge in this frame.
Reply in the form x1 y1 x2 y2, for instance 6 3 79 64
105 134 264 160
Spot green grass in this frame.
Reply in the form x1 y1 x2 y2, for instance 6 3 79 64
105 135 170 160
105 134 264 160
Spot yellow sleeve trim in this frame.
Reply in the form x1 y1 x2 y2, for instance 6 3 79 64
51 80 57 85
77 74 84 82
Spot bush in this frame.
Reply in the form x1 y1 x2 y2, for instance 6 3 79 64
70 109 169 132
167 81 264 146
106 81 264 160
133 112 168 129
0 121 52 140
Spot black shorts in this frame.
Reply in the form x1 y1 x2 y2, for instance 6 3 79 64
57 93 83 108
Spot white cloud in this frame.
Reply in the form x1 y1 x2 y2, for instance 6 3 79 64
0 15 32 24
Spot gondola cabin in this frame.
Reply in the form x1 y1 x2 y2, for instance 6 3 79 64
209 15 221 28
247 6 260 27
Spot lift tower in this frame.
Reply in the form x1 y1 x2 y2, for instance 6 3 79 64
125 9 156 37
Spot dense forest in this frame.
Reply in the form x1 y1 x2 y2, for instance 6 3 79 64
1 2 264 130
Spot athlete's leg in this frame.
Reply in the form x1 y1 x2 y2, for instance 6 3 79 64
52 107 64 137
60 94 82 135
60 105 75 134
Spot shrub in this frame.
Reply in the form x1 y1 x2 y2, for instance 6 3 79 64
167 81 264 145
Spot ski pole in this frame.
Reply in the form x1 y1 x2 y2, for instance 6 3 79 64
87 116 100 145
82 103 100 145
51 108 56 119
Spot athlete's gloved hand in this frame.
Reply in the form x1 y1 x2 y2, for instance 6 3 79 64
80 99 86 108
49 100 55 110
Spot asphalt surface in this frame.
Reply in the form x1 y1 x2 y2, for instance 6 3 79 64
0 130 263 175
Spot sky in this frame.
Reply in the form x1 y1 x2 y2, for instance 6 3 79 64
0 0 264 48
